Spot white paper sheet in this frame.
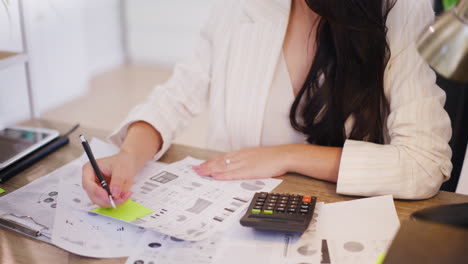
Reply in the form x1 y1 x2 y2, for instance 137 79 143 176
87 156 283 241
52 182 148 258
123 196 400 264
0 158 83 242
1 136 400 263
0 138 147 257
317 195 400 264
51 141 167 258
51 139 282 256
285 201 324 264
0 138 119 242
124 203 325 264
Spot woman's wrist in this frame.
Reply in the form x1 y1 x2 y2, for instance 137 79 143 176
120 121 163 170
277 144 342 183
277 145 296 174
117 147 142 174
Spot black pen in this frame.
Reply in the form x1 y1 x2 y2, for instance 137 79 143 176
79 135 117 209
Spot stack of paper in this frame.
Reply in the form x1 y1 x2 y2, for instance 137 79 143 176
124 196 399 264
0 139 400 264
0 139 283 258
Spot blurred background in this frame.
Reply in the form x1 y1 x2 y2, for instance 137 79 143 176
0 0 467 194
0 0 215 148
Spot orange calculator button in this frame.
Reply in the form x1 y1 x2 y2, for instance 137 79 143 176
302 195 312 203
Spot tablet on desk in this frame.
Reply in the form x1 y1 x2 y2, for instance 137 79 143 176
0 125 60 171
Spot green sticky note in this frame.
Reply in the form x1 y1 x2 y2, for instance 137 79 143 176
92 200 154 222
0 188 5 194
376 253 386 264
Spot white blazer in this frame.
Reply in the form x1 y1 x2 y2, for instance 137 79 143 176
111 0 452 199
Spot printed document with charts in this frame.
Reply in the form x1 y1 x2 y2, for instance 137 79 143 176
53 139 282 257
0 139 281 258
58 154 282 239
130 157 281 240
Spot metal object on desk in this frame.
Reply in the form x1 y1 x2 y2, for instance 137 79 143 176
0 213 50 239
417 0 468 82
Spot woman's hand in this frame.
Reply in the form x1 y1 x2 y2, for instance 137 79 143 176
82 121 162 208
82 150 138 208
193 146 289 180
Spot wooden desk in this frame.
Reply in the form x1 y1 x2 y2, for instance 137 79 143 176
1 119 468 264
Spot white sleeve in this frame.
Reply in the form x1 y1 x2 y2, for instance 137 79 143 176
336 0 452 199
108 3 226 160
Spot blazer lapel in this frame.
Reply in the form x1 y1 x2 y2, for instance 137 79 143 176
224 0 291 150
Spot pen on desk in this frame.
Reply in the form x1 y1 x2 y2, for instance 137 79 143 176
79 135 117 209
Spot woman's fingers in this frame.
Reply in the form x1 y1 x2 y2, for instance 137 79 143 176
211 167 248 180
193 154 242 176
82 155 136 208
193 146 287 180
82 162 113 207
109 161 135 204
114 191 134 205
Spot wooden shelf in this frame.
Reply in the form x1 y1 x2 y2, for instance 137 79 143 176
0 51 28 70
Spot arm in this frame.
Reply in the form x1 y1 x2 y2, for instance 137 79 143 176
83 32 213 206
337 0 452 199
196 0 451 200
283 144 342 183
194 144 342 183
120 121 163 170
81 121 161 207
108 1 235 160
83 1 237 207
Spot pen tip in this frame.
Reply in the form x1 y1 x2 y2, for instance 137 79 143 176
79 135 86 142
109 196 117 209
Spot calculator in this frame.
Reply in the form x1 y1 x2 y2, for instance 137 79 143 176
240 192 317 232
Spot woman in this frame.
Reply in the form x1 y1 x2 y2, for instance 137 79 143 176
82 0 452 208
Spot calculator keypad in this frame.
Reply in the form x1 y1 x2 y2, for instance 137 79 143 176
251 192 313 216
240 192 317 232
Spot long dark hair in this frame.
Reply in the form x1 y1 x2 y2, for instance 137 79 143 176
290 0 396 147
